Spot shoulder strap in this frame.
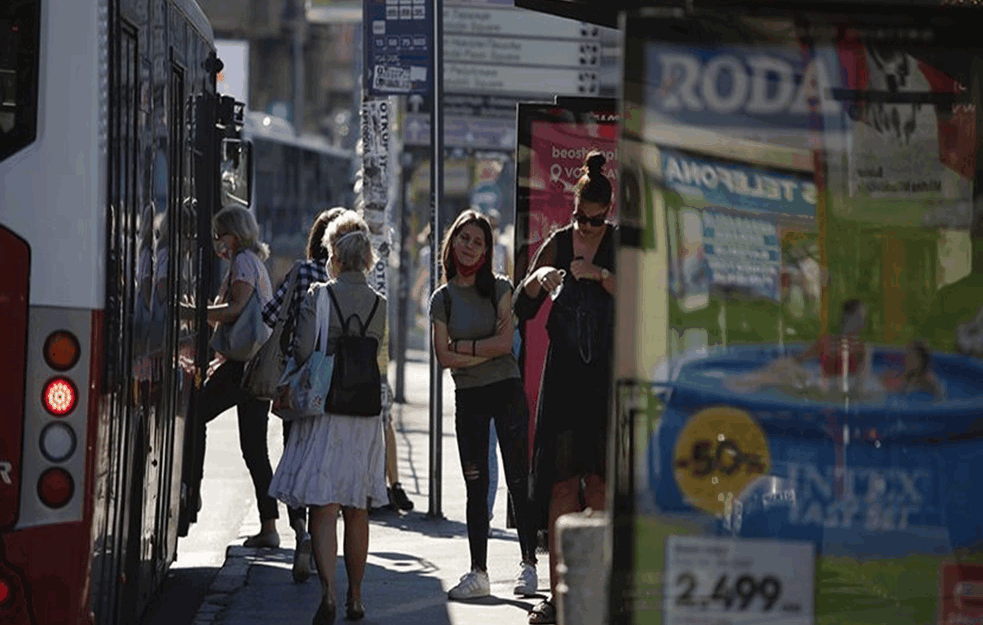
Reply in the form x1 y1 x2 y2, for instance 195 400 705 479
221 251 238 298
325 285 380 337
361 295 381 337
315 286 331 353
274 263 302 328
325 285 348 334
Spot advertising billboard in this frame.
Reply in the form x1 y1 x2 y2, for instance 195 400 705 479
514 97 619 437
613 8 983 625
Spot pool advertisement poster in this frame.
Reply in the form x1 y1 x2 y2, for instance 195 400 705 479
513 99 619 436
614 10 983 625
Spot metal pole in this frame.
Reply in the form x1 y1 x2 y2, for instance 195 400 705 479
393 151 412 403
427 0 444 519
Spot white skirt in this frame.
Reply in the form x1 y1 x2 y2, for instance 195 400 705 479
270 412 388 510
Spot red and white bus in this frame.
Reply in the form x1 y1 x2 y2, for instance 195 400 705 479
0 1 245 623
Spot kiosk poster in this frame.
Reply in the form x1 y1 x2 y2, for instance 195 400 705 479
615 10 983 625
514 98 619 433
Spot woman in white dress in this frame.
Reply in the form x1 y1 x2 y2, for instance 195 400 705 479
269 212 388 624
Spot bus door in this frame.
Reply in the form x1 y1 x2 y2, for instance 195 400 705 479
179 88 249 534
613 5 983 625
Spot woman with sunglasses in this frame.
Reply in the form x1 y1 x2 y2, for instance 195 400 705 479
514 151 616 624
188 206 281 548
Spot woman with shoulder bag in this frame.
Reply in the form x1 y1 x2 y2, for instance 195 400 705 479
269 211 388 624
514 151 617 625
430 210 539 603
257 207 348 582
190 205 282 548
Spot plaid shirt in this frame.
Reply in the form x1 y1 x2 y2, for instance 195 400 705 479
261 259 329 328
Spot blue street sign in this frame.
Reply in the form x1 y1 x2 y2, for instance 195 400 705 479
364 0 433 96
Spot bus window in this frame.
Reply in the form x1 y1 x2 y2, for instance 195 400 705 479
0 0 40 162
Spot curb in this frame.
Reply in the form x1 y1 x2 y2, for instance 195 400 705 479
191 546 253 625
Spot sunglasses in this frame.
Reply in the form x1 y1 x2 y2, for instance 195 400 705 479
573 212 606 227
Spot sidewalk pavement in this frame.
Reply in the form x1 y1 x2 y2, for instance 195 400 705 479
191 355 543 625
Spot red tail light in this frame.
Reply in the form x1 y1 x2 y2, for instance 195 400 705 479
37 468 73 509
0 576 10 605
42 377 77 416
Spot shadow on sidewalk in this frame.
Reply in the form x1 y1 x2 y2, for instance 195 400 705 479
139 566 221 625
450 594 541 611
227 551 454 625
367 507 470 539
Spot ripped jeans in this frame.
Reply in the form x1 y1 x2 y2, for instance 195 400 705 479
454 377 537 570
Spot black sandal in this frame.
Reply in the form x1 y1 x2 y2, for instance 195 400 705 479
312 595 336 625
345 599 365 621
528 599 556 624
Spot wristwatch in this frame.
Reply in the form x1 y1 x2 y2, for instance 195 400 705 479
599 268 610 281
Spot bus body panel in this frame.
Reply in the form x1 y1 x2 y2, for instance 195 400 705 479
0 0 108 311
1 0 223 623
0 228 29 531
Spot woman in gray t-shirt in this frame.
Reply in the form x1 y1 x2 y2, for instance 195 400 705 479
430 210 539 601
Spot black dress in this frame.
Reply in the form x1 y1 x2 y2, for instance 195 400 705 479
515 224 616 525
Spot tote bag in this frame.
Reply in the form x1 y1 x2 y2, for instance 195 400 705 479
272 286 334 422
210 255 273 361
242 263 301 399
210 289 271 361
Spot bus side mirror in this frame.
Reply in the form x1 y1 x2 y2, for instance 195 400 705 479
221 138 252 207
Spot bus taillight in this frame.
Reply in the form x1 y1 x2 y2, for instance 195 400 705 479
41 377 77 416
37 468 73 509
43 331 80 371
0 575 10 605
39 423 76 463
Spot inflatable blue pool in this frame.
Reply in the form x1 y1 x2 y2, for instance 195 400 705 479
650 344 983 558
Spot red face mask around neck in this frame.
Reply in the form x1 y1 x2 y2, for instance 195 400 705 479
455 254 486 277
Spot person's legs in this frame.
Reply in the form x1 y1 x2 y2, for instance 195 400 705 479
454 388 492 571
384 418 399 487
341 506 369 606
282 420 309 534
310 503 340 618
547 477 581 597
237 395 279 535
487 420 499 527
494 380 537 564
192 361 240 504
583 473 606 511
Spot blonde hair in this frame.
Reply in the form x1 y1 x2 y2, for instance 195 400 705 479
213 205 270 260
323 211 375 273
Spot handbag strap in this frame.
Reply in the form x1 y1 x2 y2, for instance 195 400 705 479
314 286 332 353
273 262 303 330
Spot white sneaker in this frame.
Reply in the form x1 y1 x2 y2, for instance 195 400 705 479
513 561 538 596
448 569 491 600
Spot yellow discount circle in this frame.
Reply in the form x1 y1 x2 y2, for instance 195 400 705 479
673 406 771 515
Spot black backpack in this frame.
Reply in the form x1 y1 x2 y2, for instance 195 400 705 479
324 286 382 417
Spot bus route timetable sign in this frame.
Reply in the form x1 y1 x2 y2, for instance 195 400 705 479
664 535 815 625
364 0 432 95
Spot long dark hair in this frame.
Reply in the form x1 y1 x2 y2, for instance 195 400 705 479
440 209 496 299
306 207 348 262
574 150 613 207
